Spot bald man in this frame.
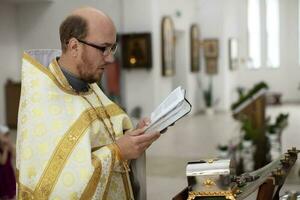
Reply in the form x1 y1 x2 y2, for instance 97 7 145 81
16 7 159 200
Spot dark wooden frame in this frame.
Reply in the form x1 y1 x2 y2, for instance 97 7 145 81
190 24 200 72
203 39 218 58
121 33 152 69
161 16 175 76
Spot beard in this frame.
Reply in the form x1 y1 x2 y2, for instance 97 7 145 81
77 50 102 83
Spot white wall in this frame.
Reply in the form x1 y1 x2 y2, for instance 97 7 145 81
121 0 200 117
121 0 155 117
16 0 122 52
1 0 202 126
233 0 300 104
152 0 200 115
2 0 300 124
196 0 231 111
0 3 19 125
196 0 300 111
0 0 122 125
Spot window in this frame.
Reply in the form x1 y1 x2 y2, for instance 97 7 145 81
266 0 279 68
247 0 280 68
248 0 261 68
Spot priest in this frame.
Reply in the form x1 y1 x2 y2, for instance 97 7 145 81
16 7 160 200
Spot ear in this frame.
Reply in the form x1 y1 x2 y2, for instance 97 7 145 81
67 37 79 57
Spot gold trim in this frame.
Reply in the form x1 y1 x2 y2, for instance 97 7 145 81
121 173 131 200
91 145 106 153
187 191 236 200
49 59 74 91
203 178 216 187
16 168 35 199
21 104 124 199
79 155 102 200
102 144 116 199
23 52 91 96
114 143 123 162
16 169 19 184
49 58 94 95
98 104 125 119
18 182 34 200
34 108 97 199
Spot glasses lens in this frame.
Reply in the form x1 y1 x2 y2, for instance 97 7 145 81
103 43 118 56
111 43 118 54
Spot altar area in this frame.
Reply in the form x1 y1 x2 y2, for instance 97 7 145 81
146 104 300 199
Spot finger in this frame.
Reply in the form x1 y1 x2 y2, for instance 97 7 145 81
143 117 151 125
137 117 151 128
127 128 145 136
140 134 160 150
136 131 160 143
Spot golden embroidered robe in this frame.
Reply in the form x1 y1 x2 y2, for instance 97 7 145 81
16 50 134 200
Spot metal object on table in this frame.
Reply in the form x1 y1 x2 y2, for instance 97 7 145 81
186 158 236 200
185 148 299 200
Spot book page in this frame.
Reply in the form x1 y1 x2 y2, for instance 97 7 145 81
145 100 191 133
150 86 184 124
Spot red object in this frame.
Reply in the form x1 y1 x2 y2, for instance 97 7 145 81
106 61 120 96
0 151 16 199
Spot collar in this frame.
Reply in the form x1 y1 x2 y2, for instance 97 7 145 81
58 61 90 92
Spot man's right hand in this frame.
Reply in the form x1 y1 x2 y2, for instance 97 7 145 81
116 128 160 160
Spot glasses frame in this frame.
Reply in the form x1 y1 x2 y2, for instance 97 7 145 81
77 39 118 56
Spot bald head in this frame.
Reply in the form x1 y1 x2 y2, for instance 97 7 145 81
59 7 116 52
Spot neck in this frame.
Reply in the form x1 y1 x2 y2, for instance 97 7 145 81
58 54 80 78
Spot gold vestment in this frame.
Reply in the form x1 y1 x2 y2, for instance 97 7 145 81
16 50 134 200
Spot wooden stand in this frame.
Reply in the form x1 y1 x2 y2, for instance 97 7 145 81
233 89 269 171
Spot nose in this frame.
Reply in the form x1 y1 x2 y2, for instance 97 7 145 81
104 53 115 64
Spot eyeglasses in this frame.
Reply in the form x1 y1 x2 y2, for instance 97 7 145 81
77 39 118 56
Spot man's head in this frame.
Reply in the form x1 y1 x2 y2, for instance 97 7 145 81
59 7 116 83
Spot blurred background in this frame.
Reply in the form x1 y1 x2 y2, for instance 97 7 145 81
0 0 300 199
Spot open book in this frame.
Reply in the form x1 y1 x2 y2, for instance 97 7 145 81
144 86 192 134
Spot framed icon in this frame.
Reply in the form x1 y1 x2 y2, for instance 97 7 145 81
205 58 218 75
121 33 152 69
161 16 175 76
190 24 200 72
203 39 219 58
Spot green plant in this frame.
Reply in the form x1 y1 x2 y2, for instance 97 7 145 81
217 144 228 151
266 113 289 134
240 116 257 141
267 125 278 134
231 82 269 110
237 87 246 99
275 113 289 128
243 133 252 141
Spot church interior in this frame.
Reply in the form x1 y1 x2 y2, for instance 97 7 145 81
0 0 300 199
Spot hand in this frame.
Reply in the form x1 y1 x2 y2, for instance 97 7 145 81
116 128 160 160
136 117 151 129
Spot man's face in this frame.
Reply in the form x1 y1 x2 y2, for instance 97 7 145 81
76 25 116 83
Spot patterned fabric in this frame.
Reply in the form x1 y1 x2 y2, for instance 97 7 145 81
16 50 134 200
